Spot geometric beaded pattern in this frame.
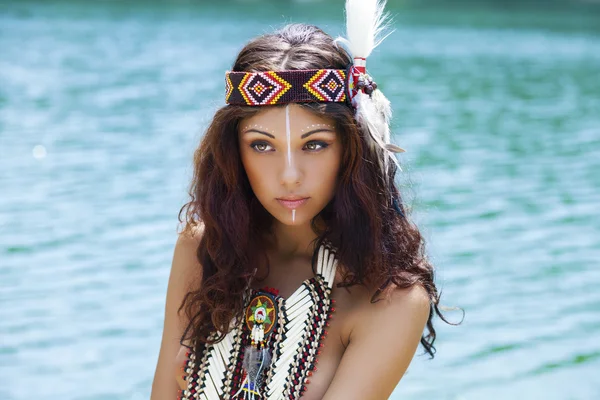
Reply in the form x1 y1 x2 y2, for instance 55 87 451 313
303 69 346 102
239 71 292 106
225 73 234 103
226 69 347 106
178 242 339 400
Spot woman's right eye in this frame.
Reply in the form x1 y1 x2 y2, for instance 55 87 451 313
250 142 273 153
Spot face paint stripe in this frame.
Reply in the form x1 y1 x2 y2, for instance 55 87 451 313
286 105 296 225
285 105 292 167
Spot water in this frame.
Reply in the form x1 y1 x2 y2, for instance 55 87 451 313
1 1 599 399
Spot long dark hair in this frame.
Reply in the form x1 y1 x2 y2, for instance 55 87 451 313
178 23 460 360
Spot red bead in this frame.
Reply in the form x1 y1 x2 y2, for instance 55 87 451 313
331 307 336 312
313 366 318 371
306 379 310 384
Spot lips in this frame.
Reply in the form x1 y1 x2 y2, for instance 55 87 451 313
276 197 310 209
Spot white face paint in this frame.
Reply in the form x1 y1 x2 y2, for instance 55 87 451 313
285 105 296 224
286 105 292 167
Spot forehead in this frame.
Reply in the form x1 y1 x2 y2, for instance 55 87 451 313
239 104 334 132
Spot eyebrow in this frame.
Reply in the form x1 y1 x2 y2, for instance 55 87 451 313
243 128 335 139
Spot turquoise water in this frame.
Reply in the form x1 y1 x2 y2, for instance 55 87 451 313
1 1 599 399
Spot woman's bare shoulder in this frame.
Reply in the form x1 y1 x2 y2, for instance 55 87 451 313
322 282 430 399
351 282 430 332
150 223 205 400
178 222 205 268
332 272 430 346
177 222 205 247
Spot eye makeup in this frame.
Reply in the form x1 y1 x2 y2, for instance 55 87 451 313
249 140 329 153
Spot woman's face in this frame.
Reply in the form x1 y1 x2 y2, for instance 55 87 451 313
238 104 342 226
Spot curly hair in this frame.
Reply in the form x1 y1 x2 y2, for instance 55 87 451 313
177 23 460 361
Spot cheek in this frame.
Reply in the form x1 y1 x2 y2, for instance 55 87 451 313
241 153 275 196
306 151 341 195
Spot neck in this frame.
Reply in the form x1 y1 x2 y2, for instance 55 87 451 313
267 217 323 260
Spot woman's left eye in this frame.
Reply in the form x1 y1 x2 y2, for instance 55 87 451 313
304 141 329 152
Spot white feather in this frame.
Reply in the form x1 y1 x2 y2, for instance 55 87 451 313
333 0 405 177
355 91 402 175
334 0 394 58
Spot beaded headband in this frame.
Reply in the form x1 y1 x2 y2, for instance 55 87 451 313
224 58 377 108
224 0 406 163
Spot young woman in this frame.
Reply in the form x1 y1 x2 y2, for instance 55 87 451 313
151 1 453 399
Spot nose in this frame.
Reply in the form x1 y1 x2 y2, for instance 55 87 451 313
280 157 302 188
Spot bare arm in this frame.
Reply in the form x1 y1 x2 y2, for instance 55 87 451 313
322 284 431 400
150 226 204 400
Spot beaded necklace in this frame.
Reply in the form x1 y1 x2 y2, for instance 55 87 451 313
179 242 338 400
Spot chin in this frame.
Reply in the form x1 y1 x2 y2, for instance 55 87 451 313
265 203 318 226
273 210 311 226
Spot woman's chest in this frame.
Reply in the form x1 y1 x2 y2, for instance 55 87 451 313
180 286 353 400
179 245 360 399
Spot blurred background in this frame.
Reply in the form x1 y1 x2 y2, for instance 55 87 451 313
1 0 599 399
